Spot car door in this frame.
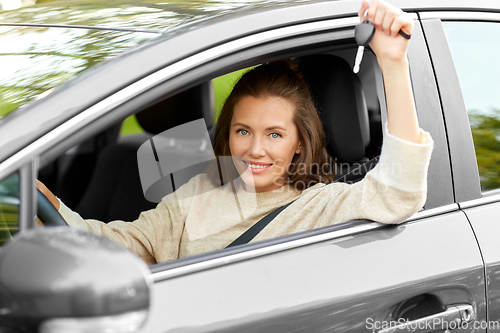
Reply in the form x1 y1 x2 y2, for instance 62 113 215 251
421 6 500 331
135 7 485 332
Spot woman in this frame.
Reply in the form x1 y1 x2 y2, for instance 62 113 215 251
38 0 433 265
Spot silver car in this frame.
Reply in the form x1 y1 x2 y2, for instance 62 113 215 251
0 0 499 332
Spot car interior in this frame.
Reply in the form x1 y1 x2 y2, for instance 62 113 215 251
38 48 384 233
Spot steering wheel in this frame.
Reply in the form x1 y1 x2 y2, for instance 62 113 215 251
37 188 68 226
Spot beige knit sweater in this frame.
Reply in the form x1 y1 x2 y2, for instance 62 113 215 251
60 127 433 265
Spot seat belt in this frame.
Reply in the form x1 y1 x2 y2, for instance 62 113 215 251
225 200 295 248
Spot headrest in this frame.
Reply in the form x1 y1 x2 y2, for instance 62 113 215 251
136 82 214 135
300 55 370 163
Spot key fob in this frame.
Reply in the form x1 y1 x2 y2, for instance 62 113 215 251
355 20 375 46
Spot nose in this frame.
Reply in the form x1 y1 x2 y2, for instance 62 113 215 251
248 136 266 158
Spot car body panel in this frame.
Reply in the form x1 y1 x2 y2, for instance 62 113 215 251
142 212 484 332
419 18 481 203
421 9 500 332
407 19 453 208
461 199 500 331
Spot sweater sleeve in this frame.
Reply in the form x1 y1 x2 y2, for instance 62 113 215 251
311 126 434 227
58 175 202 264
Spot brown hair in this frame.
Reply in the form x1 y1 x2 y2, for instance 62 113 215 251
208 60 334 191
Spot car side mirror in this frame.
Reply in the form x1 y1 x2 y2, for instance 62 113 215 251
0 227 151 333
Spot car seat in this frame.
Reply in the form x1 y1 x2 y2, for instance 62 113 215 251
299 54 379 183
75 83 214 222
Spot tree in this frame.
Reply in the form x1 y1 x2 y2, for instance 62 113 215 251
468 108 500 192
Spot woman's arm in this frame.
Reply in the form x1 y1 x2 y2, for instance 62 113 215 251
306 2 433 227
359 0 421 144
36 179 186 264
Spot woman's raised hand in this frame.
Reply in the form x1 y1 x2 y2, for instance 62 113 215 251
358 0 421 144
358 0 414 66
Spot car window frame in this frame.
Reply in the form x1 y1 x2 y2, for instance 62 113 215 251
0 13 456 278
420 11 500 206
407 17 454 209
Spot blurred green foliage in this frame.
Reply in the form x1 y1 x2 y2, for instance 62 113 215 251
120 114 143 136
212 68 247 118
469 109 500 192
0 25 157 120
0 173 19 247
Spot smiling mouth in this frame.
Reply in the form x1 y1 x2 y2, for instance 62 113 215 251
244 161 273 169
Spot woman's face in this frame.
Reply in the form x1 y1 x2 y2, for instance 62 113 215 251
229 96 301 192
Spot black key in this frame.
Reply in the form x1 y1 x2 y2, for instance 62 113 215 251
353 20 375 73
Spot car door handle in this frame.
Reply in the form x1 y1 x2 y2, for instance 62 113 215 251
378 304 474 333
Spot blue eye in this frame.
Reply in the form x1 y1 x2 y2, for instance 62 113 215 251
270 133 280 139
239 129 248 136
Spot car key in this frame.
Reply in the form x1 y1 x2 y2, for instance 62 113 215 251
353 20 375 74
353 20 412 73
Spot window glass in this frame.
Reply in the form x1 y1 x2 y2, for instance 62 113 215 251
0 172 20 247
42 52 384 264
443 22 500 192
119 68 248 137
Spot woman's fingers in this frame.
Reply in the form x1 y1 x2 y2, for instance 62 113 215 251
364 0 379 22
36 180 60 211
366 0 392 36
359 0 414 62
358 0 369 22
381 8 396 36
363 0 411 37
36 179 45 193
374 10 387 33
393 14 414 37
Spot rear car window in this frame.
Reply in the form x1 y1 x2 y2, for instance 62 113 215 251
443 21 500 192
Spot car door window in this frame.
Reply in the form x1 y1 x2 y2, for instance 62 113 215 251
0 172 20 247
35 15 443 268
442 22 500 192
39 52 386 262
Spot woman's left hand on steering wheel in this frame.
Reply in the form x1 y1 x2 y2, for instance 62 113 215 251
36 180 67 226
